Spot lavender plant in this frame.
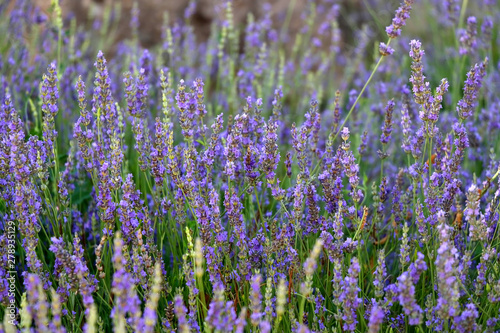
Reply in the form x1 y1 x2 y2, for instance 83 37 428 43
1 0 500 332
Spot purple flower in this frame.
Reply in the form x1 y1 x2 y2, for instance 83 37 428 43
205 283 237 331
130 1 139 31
132 117 151 171
341 127 350 141
151 118 167 186
143 264 162 333
358 131 368 155
111 233 142 330
400 222 410 268
40 62 59 156
397 272 422 325
386 0 414 39
481 16 493 48
459 16 477 55
339 257 361 332
176 79 196 142
118 174 141 242
261 119 280 183
340 131 362 203
457 59 488 121
250 274 263 326
92 51 118 144
409 40 430 106
272 87 283 118
380 99 394 144
25 273 49 332
174 295 191 333
422 78 450 137
49 236 97 314
305 185 320 233
379 42 394 56
225 188 249 280
453 303 478 333
464 184 488 241
475 246 496 296
368 300 385 333
332 90 342 133
409 252 428 284
244 143 260 191
123 69 148 118
435 213 460 320
203 114 224 169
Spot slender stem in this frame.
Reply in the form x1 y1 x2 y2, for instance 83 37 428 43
299 295 306 325
197 274 207 320
380 143 386 183
453 0 469 103
254 188 264 230
309 38 392 177
334 38 392 143
280 0 297 43
458 0 469 32
428 137 433 177
421 138 428 166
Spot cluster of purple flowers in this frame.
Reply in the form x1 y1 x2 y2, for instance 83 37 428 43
1 0 500 332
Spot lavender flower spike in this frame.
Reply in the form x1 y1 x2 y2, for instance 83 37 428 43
340 257 361 332
41 62 59 156
409 40 430 106
386 0 415 39
368 300 385 333
397 271 423 325
435 212 460 320
456 59 488 121
380 99 394 145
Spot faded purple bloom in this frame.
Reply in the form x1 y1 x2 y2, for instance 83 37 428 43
174 295 191 333
397 272 422 325
111 233 142 330
409 252 428 284
380 99 394 144
205 283 236 331
358 131 368 155
435 213 460 320
368 300 385 333
459 16 477 55
176 79 196 141
250 274 263 326
374 249 387 299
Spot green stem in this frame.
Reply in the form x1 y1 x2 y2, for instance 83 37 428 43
334 38 392 142
458 0 469 32
299 295 306 325
254 188 264 231
428 137 433 178
308 38 392 177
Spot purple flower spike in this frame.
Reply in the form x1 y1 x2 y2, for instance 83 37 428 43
386 0 414 39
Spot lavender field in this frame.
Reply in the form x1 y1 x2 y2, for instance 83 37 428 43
1 0 500 332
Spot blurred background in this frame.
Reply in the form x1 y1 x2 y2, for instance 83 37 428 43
16 0 401 49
